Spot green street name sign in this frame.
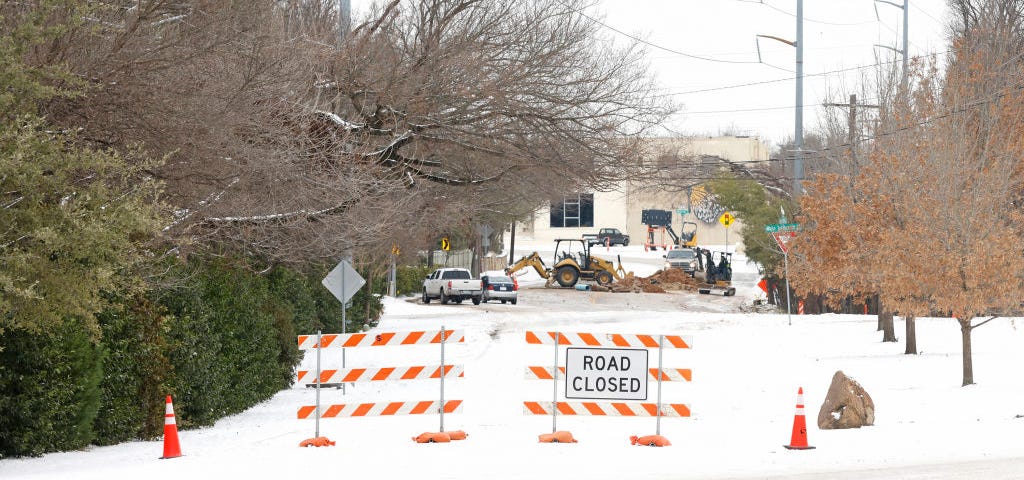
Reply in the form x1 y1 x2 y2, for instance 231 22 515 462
765 223 800 233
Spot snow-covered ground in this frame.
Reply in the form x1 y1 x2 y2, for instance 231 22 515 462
3 239 1023 479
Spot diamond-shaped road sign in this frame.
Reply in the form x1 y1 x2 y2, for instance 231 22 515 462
322 259 365 304
772 231 797 254
719 212 735 227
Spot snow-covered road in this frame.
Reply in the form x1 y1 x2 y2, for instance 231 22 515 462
2 242 1022 480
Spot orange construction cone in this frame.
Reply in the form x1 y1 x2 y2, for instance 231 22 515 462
784 387 815 450
160 395 183 459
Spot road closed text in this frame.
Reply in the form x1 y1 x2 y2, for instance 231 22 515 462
565 347 648 400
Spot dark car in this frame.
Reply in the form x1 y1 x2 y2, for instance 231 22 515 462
663 248 698 275
481 275 518 304
584 228 630 247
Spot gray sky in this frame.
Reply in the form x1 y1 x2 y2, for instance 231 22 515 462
595 0 952 146
350 0 954 148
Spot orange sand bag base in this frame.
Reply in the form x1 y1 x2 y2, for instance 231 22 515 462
630 434 671 447
412 430 469 443
538 431 578 443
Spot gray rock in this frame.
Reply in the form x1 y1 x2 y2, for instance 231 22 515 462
818 370 875 429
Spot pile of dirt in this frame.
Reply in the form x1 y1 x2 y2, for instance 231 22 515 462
595 269 704 294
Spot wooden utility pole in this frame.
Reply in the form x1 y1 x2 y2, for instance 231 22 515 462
823 94 879 178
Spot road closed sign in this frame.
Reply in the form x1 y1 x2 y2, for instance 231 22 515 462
565 348 648 400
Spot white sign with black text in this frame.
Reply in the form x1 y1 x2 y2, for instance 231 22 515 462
565 347 648 401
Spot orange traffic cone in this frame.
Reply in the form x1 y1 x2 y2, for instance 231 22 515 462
160 395 183 459
784 387 815 450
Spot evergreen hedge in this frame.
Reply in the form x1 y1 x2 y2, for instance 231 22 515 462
158 258 294 427
92 297 171 445
0 318 103 457
0 256 415 457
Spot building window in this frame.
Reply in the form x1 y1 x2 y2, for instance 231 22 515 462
550 193 594 227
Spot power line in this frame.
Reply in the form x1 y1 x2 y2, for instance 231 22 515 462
679 103 820 115
558 0 792 71
651 51 948 98
738 0 878 27
910 1 945 27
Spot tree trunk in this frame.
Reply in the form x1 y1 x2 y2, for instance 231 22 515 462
508 222 516 265
960 319 974 386
904 315 917 354
875 295 896 341
875 294 883 331
881 310 896 342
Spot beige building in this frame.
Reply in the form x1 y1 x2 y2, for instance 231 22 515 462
519 135 770 251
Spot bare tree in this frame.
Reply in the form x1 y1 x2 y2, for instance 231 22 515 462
36 0 671 264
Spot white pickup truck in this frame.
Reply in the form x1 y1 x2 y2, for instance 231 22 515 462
422 268 483 305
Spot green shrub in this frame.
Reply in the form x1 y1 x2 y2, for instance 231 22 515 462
92 297 171 444
397 265 434 297
159 258 292 427
0 318 103 457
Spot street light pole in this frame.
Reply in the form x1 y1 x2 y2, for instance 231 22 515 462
875 0 910 92
755 0 803 196
794 0 804 197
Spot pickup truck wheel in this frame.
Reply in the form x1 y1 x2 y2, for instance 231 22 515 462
622 238 629 246
440 290 449 305
472 296 481 305
500 300 507 304
595 271 613 286
422 289 431 304
555 266 579 288
511 298 517 305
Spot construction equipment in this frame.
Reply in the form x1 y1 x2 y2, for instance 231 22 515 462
677 221 698 248
697 250 735 296
642 209 698 250
642 209 673 251
506 239 631 288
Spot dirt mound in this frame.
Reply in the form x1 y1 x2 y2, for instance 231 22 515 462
596 269 703 293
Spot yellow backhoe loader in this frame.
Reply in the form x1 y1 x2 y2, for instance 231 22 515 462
506 239 632 288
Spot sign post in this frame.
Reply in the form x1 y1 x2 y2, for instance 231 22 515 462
322 258 365 387
765 223 800 326
389 244 399 297
314 330 322 438
439 326 446 432
719 212 735 253
655 335 664 435
552 333 560 433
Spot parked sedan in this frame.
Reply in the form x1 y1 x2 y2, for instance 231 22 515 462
663 248 698 276
481 275 518 304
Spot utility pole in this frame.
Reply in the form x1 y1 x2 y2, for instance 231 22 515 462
338 0 351 42
823 95 879 181
875 0 910 92
794 0 804 197
755 0 803 196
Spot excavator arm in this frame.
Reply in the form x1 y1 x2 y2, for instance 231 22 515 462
505 252 550 279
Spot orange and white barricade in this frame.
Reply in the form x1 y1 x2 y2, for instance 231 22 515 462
296 327 465 445
298 364 464 385
524 330 692 446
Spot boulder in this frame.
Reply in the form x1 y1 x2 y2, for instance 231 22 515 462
817 370 875 429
